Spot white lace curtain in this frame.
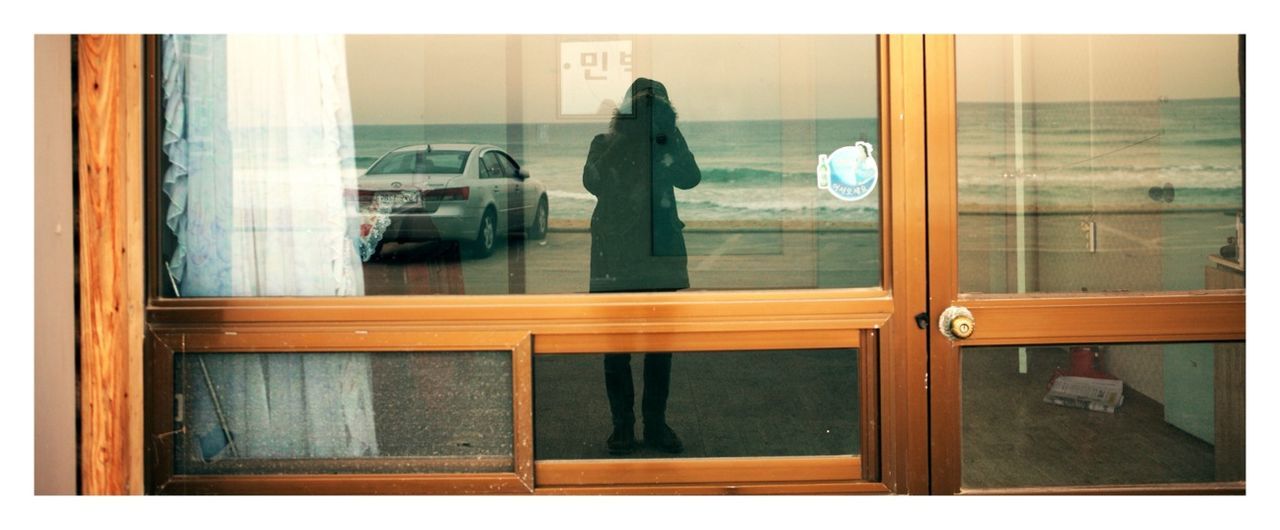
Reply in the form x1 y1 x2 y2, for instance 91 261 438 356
162 34 377 459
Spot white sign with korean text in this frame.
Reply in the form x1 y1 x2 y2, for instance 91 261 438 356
560 40 634 116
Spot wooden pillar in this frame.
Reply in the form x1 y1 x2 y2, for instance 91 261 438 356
77 34 144 495
880 34 931 494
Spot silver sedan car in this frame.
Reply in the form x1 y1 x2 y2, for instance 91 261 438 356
358 144 549 258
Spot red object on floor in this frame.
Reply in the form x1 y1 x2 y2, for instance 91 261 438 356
1059 346 1116 380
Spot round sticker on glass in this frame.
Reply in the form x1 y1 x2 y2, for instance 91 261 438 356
816 141 878 201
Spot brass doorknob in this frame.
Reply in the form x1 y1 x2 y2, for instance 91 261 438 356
939 306 975 341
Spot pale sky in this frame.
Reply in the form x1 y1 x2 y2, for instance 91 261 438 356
343 35 1240 125
344 35 880 125
957 35 1240 102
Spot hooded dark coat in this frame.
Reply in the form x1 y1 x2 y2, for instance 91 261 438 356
583 78 701 293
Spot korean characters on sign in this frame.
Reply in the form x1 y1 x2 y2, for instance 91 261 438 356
561 40 634 117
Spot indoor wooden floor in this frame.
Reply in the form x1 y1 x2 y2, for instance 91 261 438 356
961 346 1217 489
366 345 1219 485
177 345 1220 486
532 349 860 460
362 349 860 464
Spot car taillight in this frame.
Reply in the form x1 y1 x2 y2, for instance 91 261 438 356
423 187 470 201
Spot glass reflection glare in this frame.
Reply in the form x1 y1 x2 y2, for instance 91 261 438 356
159 35 882 297
955 35 1244 295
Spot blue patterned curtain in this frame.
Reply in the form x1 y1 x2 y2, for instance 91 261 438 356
162 34 377 461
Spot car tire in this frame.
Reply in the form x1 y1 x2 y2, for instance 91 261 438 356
529 197 548 240
471 207 498 258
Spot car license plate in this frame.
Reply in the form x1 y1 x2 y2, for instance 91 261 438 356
375 190 419 209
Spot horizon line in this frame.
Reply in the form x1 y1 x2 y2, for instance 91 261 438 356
352 96 1239 127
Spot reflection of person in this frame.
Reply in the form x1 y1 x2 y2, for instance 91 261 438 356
583 78 701 455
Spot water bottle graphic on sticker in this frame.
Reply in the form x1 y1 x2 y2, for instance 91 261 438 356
817 141 878 202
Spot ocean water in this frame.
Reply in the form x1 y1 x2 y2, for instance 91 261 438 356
957 97 1243 211
953 98 1244 293
354 118 882 225
352 98 1243 225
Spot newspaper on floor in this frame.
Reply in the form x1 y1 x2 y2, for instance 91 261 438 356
1044 375 1125 413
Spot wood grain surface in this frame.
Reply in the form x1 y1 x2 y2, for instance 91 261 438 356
78 34 144 495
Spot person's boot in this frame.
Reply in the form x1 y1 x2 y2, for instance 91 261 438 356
607 424 637 455
643 423 684 454
639 354 681 453
604 354 637 455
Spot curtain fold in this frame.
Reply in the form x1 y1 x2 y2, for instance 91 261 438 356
163 34 378 461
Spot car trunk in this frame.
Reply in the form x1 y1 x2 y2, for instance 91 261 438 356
358 173 465 212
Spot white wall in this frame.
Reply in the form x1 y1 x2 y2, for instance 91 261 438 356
34 34 76 495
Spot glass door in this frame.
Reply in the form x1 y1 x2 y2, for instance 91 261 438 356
138 34 921 494
924 35 1246 494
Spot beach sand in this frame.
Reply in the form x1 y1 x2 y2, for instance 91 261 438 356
362 208 1232 297
362 225 882 295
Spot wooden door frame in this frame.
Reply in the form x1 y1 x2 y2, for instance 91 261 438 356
880 34 932 494
75 34 935 494
77 34 146 495
922 35 1245 495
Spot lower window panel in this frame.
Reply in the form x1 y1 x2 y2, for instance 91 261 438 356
961 342 1245 489
174 351 514 474
533 348 860 460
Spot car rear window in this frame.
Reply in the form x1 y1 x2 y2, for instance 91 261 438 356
365 149 469 175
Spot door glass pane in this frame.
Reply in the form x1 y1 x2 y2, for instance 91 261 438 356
157 35 882 297
174 351 514 474
534 348 859 459
961 342 1244 488
956 35 1244 294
